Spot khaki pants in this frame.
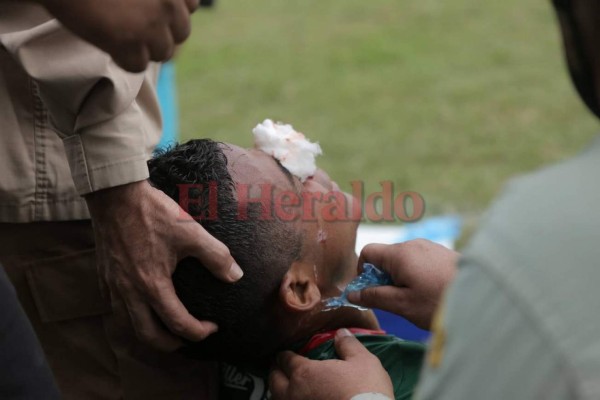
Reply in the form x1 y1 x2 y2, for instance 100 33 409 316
0 221 217 400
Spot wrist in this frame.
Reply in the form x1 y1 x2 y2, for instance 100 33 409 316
85 180 149 217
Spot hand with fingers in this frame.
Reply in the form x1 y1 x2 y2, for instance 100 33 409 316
34 0 199 72
269 329 394 400
349 239 459 330
86 180 243 351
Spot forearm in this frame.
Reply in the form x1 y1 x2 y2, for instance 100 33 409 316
84 181 149 218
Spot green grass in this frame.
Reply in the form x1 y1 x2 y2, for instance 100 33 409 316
176 0 597 221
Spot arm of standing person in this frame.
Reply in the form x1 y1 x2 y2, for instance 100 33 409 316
0 3 243 351
31 0 198 72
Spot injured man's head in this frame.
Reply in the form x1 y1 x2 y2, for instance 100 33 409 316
148 138 378 364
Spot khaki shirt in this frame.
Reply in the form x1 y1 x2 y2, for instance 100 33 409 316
0 2 162 222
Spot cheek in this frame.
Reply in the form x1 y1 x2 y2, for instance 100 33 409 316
302 179 326 194
319 222 357 260
310 169 333 190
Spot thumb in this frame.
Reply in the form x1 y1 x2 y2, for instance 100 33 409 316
347 286 407 314
177 221 244 283
334 329 371 361
185 0 200 12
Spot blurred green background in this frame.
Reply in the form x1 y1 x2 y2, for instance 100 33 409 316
176 0 597 234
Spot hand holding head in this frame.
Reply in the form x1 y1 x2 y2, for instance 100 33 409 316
86 180 242 351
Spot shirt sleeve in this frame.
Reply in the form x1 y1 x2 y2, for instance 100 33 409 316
415 259 574 400
0 11 162 195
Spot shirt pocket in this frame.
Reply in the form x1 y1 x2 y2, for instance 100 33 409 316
25 248 111 322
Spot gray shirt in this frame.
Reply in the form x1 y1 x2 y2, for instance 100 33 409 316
417 136 600 399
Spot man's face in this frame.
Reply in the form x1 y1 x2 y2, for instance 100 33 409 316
222 144 360 296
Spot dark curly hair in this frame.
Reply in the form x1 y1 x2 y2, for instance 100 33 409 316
148 139 302 363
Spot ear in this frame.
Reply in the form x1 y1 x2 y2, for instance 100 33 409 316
279 262 321 312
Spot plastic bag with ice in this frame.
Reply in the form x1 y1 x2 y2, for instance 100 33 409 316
322 264 393 311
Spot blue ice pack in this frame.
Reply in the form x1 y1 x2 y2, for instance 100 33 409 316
323 263 393 310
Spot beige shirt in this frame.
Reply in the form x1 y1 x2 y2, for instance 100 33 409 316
0 1 162 222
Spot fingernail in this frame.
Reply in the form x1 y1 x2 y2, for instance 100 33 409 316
228 261 244 281
206 322 219 335
347 290 360 303
336 328 352 338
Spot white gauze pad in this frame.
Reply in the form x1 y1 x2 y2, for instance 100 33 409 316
252 119 323 182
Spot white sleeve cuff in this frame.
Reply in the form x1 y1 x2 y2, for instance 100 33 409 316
351 393 393 400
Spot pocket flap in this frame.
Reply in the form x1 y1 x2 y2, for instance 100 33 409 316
26 249 111 322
